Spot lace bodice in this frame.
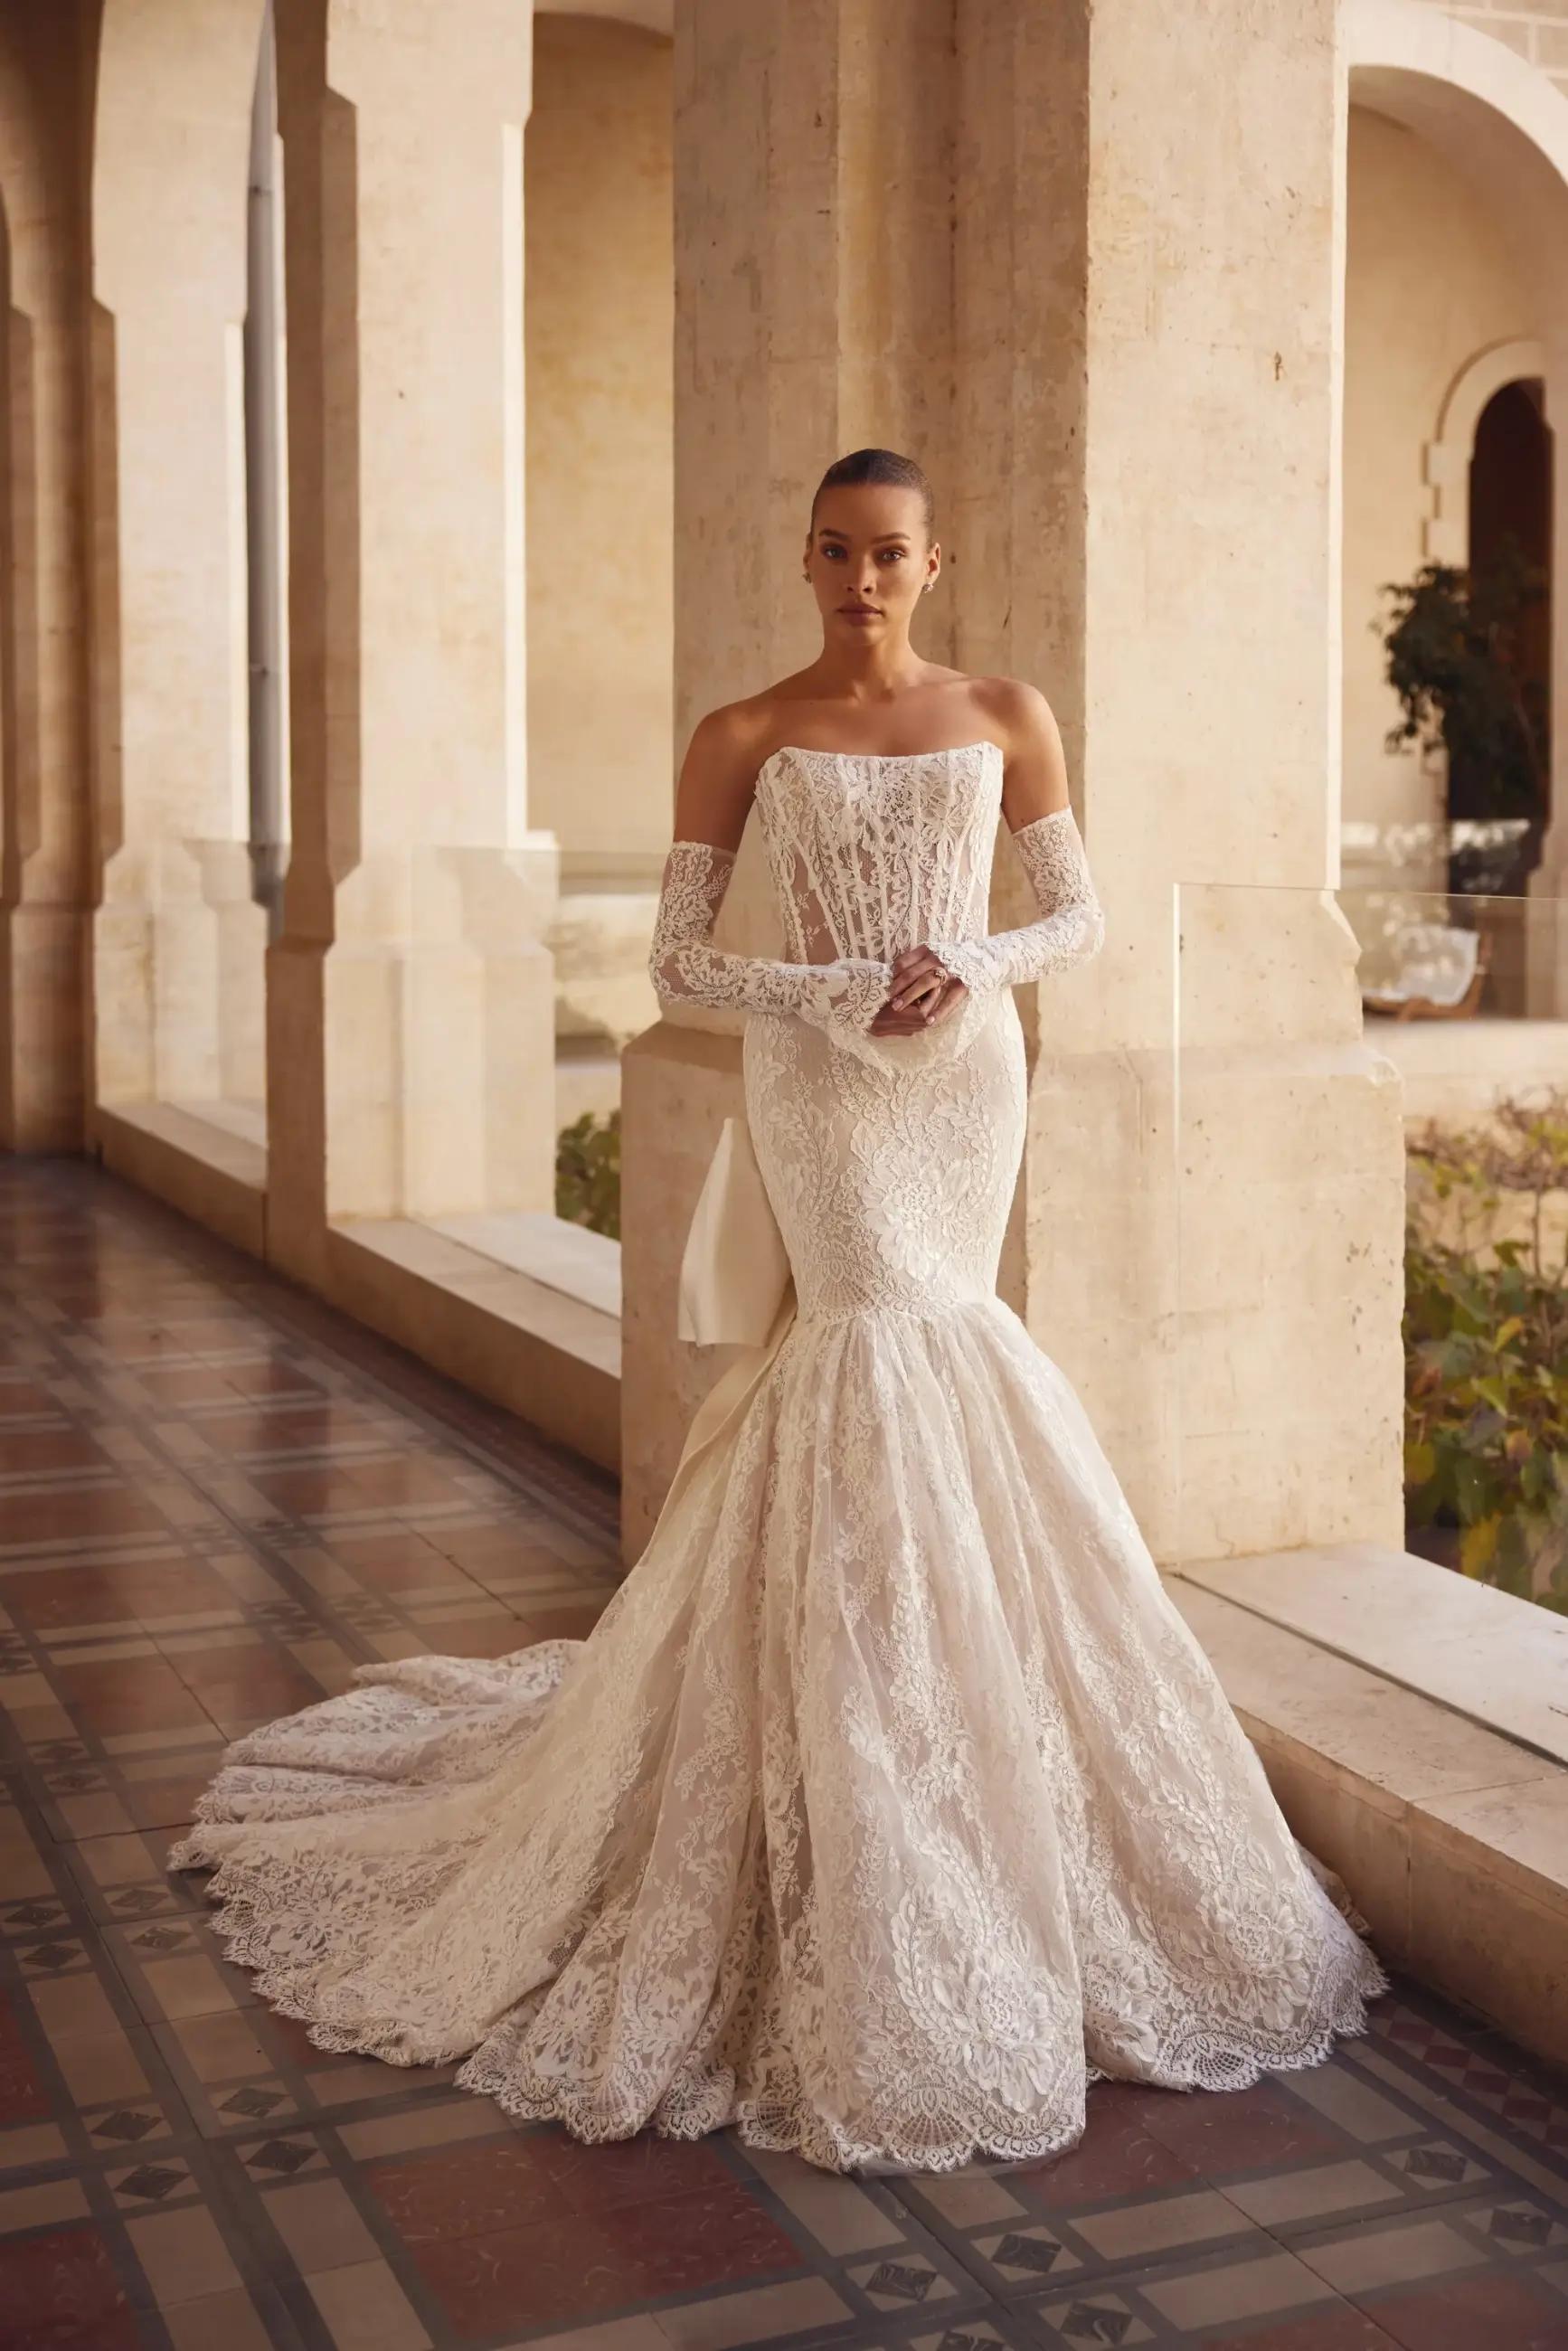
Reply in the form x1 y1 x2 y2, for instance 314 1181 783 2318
755 740 1005 964
648 741 1104 1064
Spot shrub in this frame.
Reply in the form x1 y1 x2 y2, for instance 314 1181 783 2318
1403 1091 1568 1613
1376 539 1548 832
555 1109 621 1241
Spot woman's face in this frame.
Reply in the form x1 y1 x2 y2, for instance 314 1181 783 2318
803 483 938 644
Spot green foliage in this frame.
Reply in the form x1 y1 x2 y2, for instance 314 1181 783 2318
1403 1093 1568 1613
555 1109 621 1242
1375 536 1548 833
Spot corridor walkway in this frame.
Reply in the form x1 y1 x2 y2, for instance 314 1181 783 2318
2 1160 1567 2351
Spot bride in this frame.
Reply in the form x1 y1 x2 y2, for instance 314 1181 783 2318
171 446 1388 2177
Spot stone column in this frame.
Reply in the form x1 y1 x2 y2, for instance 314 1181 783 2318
87 0 269 1116
0 12 91 1152
266 0 557 1289
620 0 958 1552
949 0 1406 1560
623 0 1406 1564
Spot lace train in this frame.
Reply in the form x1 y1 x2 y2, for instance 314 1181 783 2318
171 1295 1388 2178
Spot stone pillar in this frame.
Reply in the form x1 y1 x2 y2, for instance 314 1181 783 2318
88 0 269 1115
266 0 557 1289
245 0 289 938
620 0 958 1553
949 0 1406 1559
0 12 91 1152
623 0 1406 1564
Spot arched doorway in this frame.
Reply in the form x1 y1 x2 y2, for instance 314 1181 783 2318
1344 0 1568 1012
1454 373 1554 893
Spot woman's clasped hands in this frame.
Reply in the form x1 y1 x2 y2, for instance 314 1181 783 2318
868 944 968 1037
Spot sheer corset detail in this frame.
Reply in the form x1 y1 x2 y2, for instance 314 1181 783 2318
755 741 1005 967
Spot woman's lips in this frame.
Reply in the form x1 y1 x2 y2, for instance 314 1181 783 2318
838 607 881 621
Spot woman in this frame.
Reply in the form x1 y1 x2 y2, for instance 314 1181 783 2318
172 447 1386 2177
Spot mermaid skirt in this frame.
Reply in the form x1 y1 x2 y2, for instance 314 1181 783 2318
171 1001 1386 2175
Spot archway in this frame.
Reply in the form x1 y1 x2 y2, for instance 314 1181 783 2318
1456 371 1554 898
1343 0 1568 1006
1425 336 1545 565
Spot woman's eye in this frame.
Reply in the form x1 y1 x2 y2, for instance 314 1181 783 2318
880 549 905 562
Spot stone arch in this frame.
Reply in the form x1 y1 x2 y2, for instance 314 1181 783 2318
1344 0 1568 992
1346 0 1568 250
1424 335 1545 564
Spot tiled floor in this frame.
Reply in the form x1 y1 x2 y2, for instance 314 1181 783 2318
2 1162 1567 2351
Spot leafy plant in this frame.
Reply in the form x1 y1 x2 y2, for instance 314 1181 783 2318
1403 1091 1568 1612
1376 534 1548 819
555 1109 621 1241
1374 536 1549 894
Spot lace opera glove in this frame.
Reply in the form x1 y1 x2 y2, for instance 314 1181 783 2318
928 806 1105 1002
648 839 893 1047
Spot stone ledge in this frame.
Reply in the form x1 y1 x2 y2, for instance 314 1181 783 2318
422 1208 621 1319
1177 1543 1568 1767
90 1100 621 1476
1167 1580 1568 2071
328 1217 620 1475
1374 1014 1568 1124
93 1101 267 1257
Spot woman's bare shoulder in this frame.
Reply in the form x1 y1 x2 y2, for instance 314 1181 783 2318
968 674 1059 752
685 686 800 769
673 694 783 850
968 677 1069 825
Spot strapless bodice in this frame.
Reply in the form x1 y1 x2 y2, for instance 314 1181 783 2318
754 741 1004 967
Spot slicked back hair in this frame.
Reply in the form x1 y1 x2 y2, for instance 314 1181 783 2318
809 448 935 541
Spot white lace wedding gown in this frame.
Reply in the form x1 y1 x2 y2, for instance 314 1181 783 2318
171 741 1387 2176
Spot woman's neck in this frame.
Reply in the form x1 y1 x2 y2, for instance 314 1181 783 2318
801 645 934 703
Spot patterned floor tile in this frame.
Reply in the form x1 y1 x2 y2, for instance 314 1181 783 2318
1355 2269 1568 2348
1190 2308 1399 2347
1 1162 1565 2351
394 2182 802 2334
0 2216 145 2349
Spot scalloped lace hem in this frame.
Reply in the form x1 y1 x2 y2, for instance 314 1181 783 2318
175 1845 1391 2179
